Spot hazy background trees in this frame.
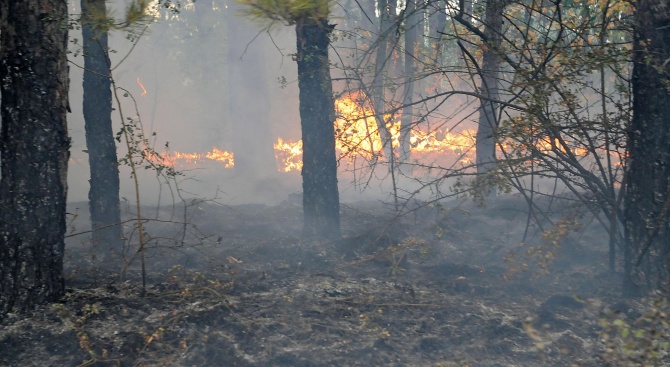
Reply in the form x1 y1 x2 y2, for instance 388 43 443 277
81 0 124 262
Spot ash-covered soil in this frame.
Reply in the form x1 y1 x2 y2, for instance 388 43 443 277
0 196 655 366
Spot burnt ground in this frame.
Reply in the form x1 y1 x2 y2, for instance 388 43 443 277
0 196 664 366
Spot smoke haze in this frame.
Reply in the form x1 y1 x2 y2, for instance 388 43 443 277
68 0 305 205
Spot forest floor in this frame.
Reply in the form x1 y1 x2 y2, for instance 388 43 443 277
0 195 665 366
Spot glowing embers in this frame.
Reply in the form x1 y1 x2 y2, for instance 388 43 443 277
147 147 235 168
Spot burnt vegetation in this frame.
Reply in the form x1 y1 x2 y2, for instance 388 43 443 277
0 198 659 366
2 0 670 365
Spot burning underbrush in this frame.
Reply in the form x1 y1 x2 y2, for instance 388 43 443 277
0 197 660 366
144 92 477 174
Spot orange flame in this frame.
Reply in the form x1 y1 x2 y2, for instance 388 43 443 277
334 91 399 158
145 147 234 168
273 92 478 172
410 128 477 164
134 93 599 174
274 137 303 172
136 77 147 97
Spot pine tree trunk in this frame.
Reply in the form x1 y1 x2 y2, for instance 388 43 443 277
623 0 670 296
428 0 447 42
372 0 395 162
475 0 504 197
400 0 419 162
416 0 425 44
433 0 447 59
296 19 341 239
0 0 70 316
82 0 124 262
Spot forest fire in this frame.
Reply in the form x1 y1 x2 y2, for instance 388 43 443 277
272 92 478 172
140 94 596 173
274 138 303 172
147 147 235 168
333 92 400 158
410 129 477 164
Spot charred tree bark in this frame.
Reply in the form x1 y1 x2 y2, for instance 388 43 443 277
623 0 670 296
296 19 341 239
82 0 124 261
0 0 70 316
475 0 504 197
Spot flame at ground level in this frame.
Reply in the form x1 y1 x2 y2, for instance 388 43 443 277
274 91 478 172
148 147 235 168
140 93 597 173
273 128 478 173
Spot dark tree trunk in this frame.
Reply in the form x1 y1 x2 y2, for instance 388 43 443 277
226 4 276 176
475 0 504 197
623 0 670 296
296 19 341 239
400 0 420 162
82 0 124 261
0 0 70 316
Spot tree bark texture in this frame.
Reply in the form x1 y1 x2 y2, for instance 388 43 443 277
623 0 670 295
475 0 504 196
0 0 70 316
82 0 124 260
296 19 341 239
